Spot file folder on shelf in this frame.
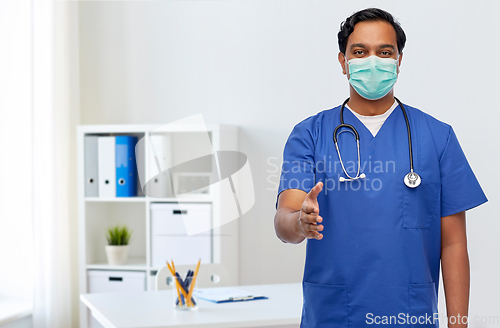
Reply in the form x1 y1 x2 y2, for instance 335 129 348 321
84 136 99 197
147 134 173 198
115 136 138 197
98 136 116 198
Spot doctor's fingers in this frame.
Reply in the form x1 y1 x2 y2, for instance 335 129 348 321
305 222 324 232
304 224 323 240
306 182 323 200
301 213 323 224
301 202 319 215
307 231 323 240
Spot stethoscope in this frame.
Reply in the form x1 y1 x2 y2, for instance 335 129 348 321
333 97 421 188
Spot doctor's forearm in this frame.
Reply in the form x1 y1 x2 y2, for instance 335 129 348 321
441 242 470 327
274 208 305 244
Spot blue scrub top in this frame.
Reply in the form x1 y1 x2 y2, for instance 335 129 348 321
276 103 487 328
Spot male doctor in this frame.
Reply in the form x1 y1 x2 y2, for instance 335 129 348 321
274 8 487 328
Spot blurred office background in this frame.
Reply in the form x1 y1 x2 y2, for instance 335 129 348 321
0 0 498 327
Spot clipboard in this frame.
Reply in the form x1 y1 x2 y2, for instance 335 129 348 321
193 287 269 303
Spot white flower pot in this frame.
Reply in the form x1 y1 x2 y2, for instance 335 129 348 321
105 245 129 265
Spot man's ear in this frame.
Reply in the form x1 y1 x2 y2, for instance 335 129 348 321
338 52 347 75
397 52 403 74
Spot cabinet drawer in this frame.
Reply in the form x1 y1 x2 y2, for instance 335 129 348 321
151 203 212 267
87 270 146 293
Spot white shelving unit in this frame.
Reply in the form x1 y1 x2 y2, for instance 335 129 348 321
77 124 239 328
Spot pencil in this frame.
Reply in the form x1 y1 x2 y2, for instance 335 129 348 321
172 259 193 307
186 258 201 305
167 261 187 306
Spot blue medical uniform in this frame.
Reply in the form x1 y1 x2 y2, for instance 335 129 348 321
276 103 487 327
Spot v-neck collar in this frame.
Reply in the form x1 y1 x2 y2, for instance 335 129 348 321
342 101 401 147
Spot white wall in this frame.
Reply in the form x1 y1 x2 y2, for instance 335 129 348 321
79 0 500 324
0 316 32 328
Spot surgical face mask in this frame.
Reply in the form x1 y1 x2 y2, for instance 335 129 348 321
346 55 399 100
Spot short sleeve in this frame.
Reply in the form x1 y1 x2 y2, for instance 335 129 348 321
440 126 488 217
275 118 317 209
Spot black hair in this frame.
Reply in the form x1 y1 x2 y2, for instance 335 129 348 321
338 8 406 55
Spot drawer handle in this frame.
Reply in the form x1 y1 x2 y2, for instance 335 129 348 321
109 277 123 281
173 210 187 215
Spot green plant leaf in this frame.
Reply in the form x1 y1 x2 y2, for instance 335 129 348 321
105 224 133 246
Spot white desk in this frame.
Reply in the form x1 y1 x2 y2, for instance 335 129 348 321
0 298 32 326
80 282 302 328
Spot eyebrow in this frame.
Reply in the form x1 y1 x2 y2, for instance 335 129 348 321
378 44 396 51
350 43 396 51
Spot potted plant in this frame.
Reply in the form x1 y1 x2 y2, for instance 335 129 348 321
105 225 133 265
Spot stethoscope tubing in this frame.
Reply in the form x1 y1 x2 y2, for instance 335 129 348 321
334 97 415 179
395 97 414 172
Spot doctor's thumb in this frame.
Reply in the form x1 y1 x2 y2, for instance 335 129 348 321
307 182 323 200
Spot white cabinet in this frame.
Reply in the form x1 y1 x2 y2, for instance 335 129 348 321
151 203 212 267
77 124 239 328
87 270 146 328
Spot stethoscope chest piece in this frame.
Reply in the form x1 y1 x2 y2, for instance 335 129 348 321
404 171 421 188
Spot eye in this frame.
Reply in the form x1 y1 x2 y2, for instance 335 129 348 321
380 51 392 56
353 50 364 55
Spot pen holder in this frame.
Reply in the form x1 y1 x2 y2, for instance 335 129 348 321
173 274 198 311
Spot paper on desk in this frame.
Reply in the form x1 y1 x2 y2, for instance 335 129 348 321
193 287 268 303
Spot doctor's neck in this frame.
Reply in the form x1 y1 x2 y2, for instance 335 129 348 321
347 88 395 116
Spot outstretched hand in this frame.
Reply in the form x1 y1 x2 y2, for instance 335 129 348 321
297 182 324 240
